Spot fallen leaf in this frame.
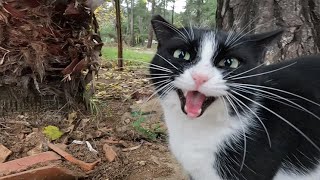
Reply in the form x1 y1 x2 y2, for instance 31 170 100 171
43 126 63 141
103 144 117 162
67 111 77 124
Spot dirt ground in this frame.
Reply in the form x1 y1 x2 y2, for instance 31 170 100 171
0 62 188 180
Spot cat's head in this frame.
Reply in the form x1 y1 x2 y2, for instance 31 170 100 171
149 15 282 119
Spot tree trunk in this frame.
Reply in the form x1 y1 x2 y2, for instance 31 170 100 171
163 0 167 18
115 0 123 70
195 0 202 24
130 0 135 46
125 0 130 34
171 0 175 23
216 0 320 63
147 0 155 48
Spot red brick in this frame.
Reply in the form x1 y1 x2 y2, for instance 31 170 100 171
0 165 78 180
0 151 61 176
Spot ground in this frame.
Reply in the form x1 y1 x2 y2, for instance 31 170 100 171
0 57 188 180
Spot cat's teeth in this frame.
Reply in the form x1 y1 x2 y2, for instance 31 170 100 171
184 105 187 112
198 109 202 114
183 91 187 97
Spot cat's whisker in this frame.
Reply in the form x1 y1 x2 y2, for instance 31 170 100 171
226 15 262 47
120 79 172 104
225 95 247 171
228 19 277 50
153 20 189 44
107 58 154 65
122 65 173 74
105 61 174 74
150 64 174 73
227 93 271 148
159 84 174 99
220 96 230 118
230 89 320 153
229 84 320 122
225 63 266 80
224 13 245 46
178 22 192 40
189 21 195 40
228 62 297 81
146 79 172 88
107 58 174 73
146 75 173 80
227 14 273 48
231 86 301 111
230 83 320 108
145 81 173 103
156 53 182 72
149 66 174 73
149 73 174 76
224 7 252 46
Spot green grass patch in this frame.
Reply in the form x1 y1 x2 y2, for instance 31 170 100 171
102 46 154 63
131 111 165 141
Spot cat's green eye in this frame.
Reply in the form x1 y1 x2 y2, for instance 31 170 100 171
173 49 191 61
218 58 240 68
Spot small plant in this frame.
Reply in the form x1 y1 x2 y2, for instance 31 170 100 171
131 111 163 141
43 125 63 141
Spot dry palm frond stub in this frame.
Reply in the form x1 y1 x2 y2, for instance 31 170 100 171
0 0 104 112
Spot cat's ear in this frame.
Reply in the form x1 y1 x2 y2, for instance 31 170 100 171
246 29 283 61
151 15 178 44
248 29 284 46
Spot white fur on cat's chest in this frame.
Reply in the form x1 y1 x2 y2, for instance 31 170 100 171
161 92 244 180
161 92 320 180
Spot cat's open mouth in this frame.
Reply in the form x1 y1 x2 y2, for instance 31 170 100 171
177 89 216 118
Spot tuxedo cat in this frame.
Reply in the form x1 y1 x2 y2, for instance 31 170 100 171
149 15 320 180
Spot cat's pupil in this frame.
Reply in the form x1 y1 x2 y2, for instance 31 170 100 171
179 51 185 58
225 59 233 66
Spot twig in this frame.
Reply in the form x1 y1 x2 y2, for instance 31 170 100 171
122 143 143 152
6 120 31 127
0 47 10 65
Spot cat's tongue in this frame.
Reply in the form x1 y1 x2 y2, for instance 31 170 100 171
185 91 206 118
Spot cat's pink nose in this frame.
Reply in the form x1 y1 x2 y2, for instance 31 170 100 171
192 73 208 89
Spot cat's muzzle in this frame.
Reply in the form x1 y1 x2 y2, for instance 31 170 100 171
176 89 216 118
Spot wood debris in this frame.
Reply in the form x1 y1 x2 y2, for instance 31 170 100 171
0 0 103 110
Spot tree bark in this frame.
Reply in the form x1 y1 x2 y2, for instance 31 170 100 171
216 0 320 63
130 0 135 46
115 0 123 70
147 0 155 48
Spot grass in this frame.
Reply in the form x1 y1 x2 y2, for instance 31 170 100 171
101 46 155 63
131 111 165 141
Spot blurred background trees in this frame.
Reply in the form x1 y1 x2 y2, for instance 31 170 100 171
96 0 217 47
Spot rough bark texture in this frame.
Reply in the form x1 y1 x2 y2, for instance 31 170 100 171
0 0 103 114
216 0 320 63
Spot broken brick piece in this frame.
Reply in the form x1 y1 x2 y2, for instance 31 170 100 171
0 151 61 176
0 165 78 180
0 144 12 163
